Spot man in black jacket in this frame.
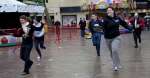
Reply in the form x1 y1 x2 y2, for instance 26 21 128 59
79 18 86 38
130 13 143 48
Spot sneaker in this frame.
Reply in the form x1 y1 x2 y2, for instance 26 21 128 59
97 53 100 56
134 45 138 48
41 46 46 49
113 66 119 71
37 56 41 62
21 71 30 75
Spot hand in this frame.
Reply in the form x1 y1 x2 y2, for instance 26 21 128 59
136 24 140 28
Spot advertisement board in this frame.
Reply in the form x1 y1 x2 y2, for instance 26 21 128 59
0 35 17 47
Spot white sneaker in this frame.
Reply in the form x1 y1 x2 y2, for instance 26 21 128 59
37 56 41 62
113 66 119 71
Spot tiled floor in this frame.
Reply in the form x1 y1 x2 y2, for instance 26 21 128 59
0 29 150 78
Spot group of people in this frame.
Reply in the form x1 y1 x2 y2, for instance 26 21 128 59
79 7 144 71
18 15 46 75
17 7 146 75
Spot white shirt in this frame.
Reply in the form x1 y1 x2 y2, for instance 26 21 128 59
21 22 30 34
135 19 139 28
33 23 45 37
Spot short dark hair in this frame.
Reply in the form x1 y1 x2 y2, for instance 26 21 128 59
34 17 42 22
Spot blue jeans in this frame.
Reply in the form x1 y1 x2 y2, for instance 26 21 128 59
92 32 102 56
80 30 85 37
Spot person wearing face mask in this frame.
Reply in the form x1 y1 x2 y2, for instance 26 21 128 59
130 13 143 48
89 14 103 56
19 15 34 75
103 7 132 71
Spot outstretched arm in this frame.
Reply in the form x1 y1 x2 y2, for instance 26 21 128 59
119 18 132 31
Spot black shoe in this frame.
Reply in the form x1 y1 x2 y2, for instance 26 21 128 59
21 72 30 75
93 44 96 46
41 46 46 49
139 41 141 44
97 53 100 56
135 45 138 48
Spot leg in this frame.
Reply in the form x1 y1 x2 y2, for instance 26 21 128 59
35 39 42 58
111 37 121 70
133 32 138 48
80 30 84 37
20 46 26 61
96 44 100 56
40 36 46 49
83 30 85 37
92 33 97 46
22 44 33 74
137 30 142 43
105 39 113 58
95 33 101 56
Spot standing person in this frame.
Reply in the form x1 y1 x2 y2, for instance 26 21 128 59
89 14 103 56
146 18 150 31
19 15 34 75
79 18 86 38
130 13 143 48
103 7 132 71
54 20 61 40
54 20 61 35
33 17 46 61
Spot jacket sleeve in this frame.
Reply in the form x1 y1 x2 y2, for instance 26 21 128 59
119 18 132 31
139 19 145 29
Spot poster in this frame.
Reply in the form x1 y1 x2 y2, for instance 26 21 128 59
62 15 77 26
0 35 17 46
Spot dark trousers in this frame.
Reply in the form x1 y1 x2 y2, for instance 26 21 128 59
20 43 33 73
80 30 85 37
34 36 45 58
92 32 102 56
133 29 142 47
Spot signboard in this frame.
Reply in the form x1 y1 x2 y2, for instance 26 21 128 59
0 35 17 46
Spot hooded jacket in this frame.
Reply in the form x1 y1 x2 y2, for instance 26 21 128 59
103 16 131 39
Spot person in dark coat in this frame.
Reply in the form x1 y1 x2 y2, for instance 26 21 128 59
79 18 86 37
130 13 143 48
89 14 103 56
19 15 34 75
103 7 132 71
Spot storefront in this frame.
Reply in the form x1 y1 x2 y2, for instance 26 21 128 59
62 15 77 27
60 6 85 27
